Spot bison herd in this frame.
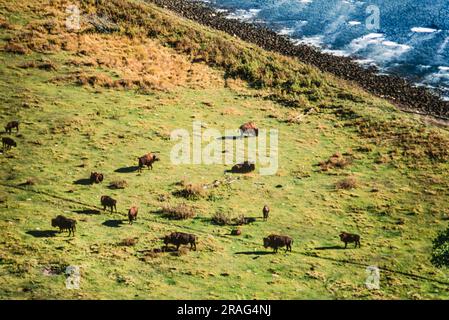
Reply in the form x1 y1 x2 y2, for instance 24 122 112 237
3 120 361 252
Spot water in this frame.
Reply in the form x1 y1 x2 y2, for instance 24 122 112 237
197 0 449 98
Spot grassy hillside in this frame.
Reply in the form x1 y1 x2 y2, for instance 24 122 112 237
1 0 449 299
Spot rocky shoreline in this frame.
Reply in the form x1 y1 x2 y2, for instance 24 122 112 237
147 0 449 120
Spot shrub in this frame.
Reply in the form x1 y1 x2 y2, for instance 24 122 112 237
431 227 449 268
211 212 253 226
120 238 138 246
284 112 304 124
336 176 357 190
173 183 206 200
319 152 352 171
109 180 128 189
38 61 57 71
233 214 247 226
0 18 14 30
161 203 195 220
3 42 28 54
375 153 390 164
18 61 37 69
356 144 373 153
173 247 189 256
211 211 233 226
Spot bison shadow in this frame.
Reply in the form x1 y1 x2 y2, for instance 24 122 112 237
235 251 274 256
26 230 58 238
115 166 140 173
73 178 92 185
224 164 256 174
102 219 124 228
164 246 180 253
208 216 258 226
73 209 101 215
314 245 344 250
218 134 256 140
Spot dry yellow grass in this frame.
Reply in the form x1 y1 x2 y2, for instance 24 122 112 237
1 0 223 92
73 34 224 91
221 107 244 116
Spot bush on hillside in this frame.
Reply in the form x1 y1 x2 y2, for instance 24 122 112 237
161 203 195 220
431 227 449 268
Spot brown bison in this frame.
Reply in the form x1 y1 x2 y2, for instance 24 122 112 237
2 137 16 150
239 121 259 137
138 153 159 172
226 161 255 173
128 206 138 224
263 234 293 253
231 228 241 236
90 172 104 184
51 215 76 236
163 232 197 251
263 205 270 221
5 121 19 133
339 232 361 248
100 195 117 213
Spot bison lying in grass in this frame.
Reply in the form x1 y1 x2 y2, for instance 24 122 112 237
51 215 76 236
263 234 293 253
163 232 197 251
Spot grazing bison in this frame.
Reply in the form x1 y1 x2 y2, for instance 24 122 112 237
163 232 197 251
5 121 19 133
226 161 255 174
100 195 117 213
2 137 16 150
263 205 270 221
263 234 293 253
51 215 76 236
90 172 104 184
138 153 159 172
339 232 361 248
239 121 258 137
128 206 138 224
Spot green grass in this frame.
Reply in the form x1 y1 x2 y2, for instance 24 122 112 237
1 0 449 300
